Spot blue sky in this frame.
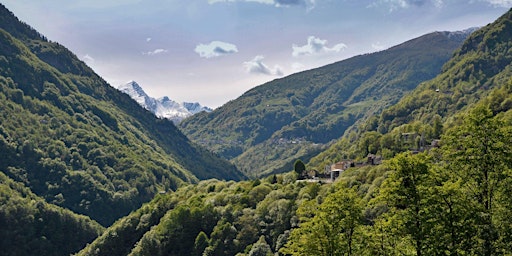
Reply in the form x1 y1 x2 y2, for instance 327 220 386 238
2 0 511 107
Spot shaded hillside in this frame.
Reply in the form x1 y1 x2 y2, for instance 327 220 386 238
0 172 104 256
78 9 512 256
77 176 315 256
78 94 512 256
0 4 243 226
180 31 470 177
308 8 512 169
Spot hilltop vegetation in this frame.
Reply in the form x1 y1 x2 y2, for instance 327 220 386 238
78 94 512 255
1 2 512 256
81 7 512 256
0 4 243 228
309 8 512 169
180 30 469 178
78 77 512 256
0 172 104 256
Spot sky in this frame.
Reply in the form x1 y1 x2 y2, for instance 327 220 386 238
2 0 511 108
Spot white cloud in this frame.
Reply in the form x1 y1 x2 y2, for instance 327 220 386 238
292 36 347 57
369 0 444 11
83 54 95 64
291 62 305 71
244 55 283 76
371 42 386 51
146 37 152 42
208 0 315 9
143 49 168 56
195 41 238 58
482 0 512 7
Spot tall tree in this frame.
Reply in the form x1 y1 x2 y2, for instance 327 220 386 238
442 104 512 255
378 152 430 256
294 159 306 176
282 184 363 256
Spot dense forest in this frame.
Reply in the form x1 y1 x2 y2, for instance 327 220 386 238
77 87 512 255
79 7 512 256
0 1 242 233
0 172 104 256
309 6 512 169
180 30 470 178
1 2 511 256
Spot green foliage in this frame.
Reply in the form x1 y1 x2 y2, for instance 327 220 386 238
0 3 243 227
293 159 306 175
282 184 363 256
79 177 331 256
180 31 468 177
193 231 210 256
442 104 512 255
2 4 512 256
76 194 175 256
248 236 273 256
376 153 432 255
81 92 512 255
309 9 512 171
0 172 104 256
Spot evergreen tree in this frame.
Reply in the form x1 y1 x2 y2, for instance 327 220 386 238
248 236 273 256
294 160 306 176
193 231 209 256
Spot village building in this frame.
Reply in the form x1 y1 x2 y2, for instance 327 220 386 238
326 160 353 181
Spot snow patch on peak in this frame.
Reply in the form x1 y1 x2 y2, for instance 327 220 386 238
183 102 213 114
118 81 157 112
446 27 480 40
119 81 145 96
118 81 211 123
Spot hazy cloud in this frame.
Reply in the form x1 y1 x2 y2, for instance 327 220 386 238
292 36 347 57
370 0 511 10
371 42 386 51
482 0 512 7
208 0 315 9
369 0 444 11
83 54 95 64
195 41 238 58
291 62 306 71
146 37 152 42
244 55 283 76
143 49 168 56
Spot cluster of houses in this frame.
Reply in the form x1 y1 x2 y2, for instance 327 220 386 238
326 154 383 181
298 154 383 183
297 132 442 183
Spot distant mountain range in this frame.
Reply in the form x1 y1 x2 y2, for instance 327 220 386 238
1 1 512 255
79 8 512 256
180 29 474 178
118 81 212 123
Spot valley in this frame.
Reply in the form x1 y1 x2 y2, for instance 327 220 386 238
0 3 511 256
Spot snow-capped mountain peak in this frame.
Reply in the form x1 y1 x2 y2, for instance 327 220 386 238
118 81 211 123
119 81 146 96
118 81 158 111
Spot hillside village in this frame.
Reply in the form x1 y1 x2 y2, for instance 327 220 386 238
0 3 511 256
299 132 442 182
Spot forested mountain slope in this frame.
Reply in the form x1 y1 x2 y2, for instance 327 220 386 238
308 7 512 169
80 9 512 256
180 30 470 177
0 4 243 227
77 175 314 256
0 172 104 256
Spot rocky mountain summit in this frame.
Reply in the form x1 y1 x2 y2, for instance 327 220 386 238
118 81 212 123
